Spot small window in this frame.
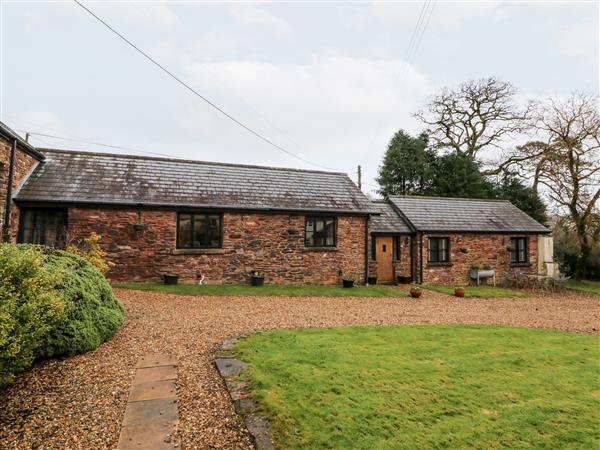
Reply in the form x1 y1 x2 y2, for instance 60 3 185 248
428 237 449 263
18 208 67 247
510 237 528 263
177 213 221 249
305 216 336 247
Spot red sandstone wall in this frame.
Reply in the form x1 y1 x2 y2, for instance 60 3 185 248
66 208 368 285
421 233 539 285
1 136 39 241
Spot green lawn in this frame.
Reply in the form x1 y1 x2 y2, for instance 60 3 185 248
113 283 404 298
425 284 529 298
235 326 599 450
566 280 600 295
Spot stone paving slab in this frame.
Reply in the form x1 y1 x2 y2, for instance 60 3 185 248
215 357 247 377
129 379 177 402
215 336 276 450
136 353 178 369
117 423 176 450
118 354 179 450
134 365 177 384
122 398 179 428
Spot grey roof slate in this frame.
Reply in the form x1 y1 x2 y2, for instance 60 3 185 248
388 196 549 233
370 200 412 234
15 149 377 214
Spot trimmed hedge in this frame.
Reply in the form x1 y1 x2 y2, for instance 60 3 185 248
0 244 124 386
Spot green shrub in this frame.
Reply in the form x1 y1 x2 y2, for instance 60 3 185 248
40 247 124 357
0 244 65 386
0 244 124 386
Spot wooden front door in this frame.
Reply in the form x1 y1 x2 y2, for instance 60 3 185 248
376 236 394 283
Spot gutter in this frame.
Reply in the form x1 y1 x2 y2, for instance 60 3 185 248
13 198 381 216
2 139 17 242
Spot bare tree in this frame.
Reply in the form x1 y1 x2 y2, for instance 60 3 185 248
517 94 600 279
415 77 531 158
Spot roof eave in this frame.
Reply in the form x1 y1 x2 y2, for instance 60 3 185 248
0 124 45 161
419 228 551 235
13 198 380 215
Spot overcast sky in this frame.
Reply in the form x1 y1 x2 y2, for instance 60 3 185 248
1 1 598 195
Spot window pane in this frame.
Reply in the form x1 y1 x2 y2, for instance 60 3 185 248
207 215 220 247
439 238 448 262
193 215 206 247
19 209 66 247
428 238 437 262
178 214 191 248
43 212 61 246
324 219 334 246
21 210 34 229
305 230 314 246
439 238 447 251
305 217 335 247
510 238 517 262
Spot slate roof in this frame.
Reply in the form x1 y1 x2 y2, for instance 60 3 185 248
15 149 377 214
387 196 549 234
370 200 412 234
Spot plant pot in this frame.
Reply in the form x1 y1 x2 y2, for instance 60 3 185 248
410 287 422 298
342 279 355 288
251 276 264 287
367 276 377 285
454 288 465 297
164 275 178 285
397 275 412 284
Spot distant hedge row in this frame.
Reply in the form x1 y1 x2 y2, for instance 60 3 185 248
0 244 124 386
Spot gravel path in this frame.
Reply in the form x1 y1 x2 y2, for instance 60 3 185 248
1 287 598 449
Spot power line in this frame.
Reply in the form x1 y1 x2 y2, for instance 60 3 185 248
17 130 185 159
73 0 339 172
398 0 429 80
409 1 436 67
398 1 436 82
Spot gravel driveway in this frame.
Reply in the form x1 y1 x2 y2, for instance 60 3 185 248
1 288 598 449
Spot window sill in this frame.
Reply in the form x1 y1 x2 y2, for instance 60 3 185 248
303 247 338 252
510 262 531 267
427 262 453 267
172 248 224 255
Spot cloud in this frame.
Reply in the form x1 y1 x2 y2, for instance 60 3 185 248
8 110 64 134
92 2 179 28
554 17 598 58
372 2 505 28
169 53 432 187
230 4 290 34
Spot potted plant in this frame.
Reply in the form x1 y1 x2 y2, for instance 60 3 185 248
367 275 378 285
454 286 465 297
409 284 422 298
164 274 178 285
251 271 264 287
133 211 147 231
342 274 355 288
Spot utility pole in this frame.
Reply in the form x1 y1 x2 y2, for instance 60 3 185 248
357 165 362 190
